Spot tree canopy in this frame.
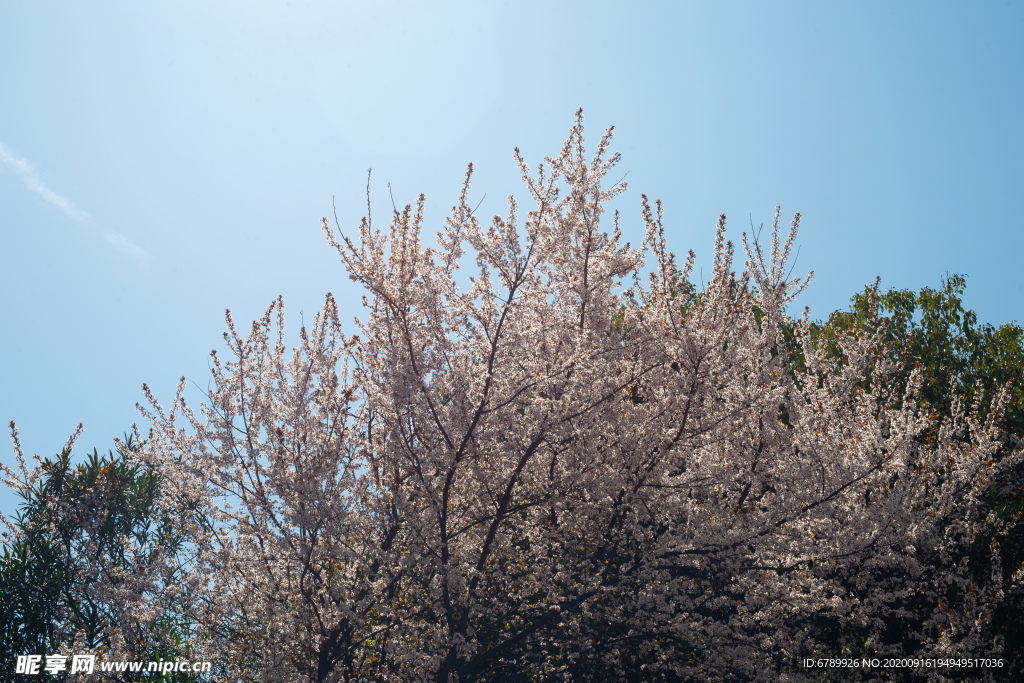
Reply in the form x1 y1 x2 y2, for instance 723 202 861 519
4 112 1022 682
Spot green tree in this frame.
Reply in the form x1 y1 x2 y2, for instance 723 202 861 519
1 428 205 681
811 274 1023 439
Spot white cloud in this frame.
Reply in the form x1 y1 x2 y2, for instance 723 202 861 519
103 231 149 262
0 141 149 263
0 141 90 221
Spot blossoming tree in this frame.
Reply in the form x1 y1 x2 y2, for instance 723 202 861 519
108 111 1024 681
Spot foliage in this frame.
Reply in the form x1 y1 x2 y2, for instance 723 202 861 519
0 427 204 681
810 274 1023 438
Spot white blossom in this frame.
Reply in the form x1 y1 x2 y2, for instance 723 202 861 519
97 111 1023 681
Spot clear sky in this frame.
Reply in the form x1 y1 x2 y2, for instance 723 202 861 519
2 1 1022 517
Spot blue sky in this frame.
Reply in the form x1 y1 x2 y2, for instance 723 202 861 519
2 0 1022 517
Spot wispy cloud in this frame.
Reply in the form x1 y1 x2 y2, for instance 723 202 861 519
103 232 148 261
0 141 148 263
0 142 90 221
